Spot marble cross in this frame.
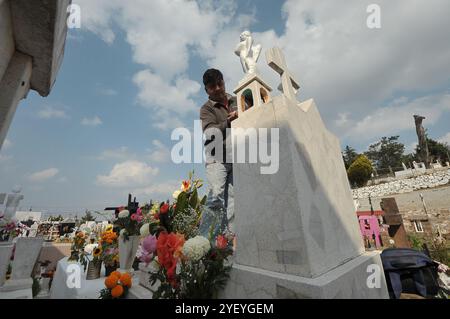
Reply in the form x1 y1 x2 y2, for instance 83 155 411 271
266 47 300 100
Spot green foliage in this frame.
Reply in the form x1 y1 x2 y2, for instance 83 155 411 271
81 210 96 223
426 137 450 162
407 233 424 250
342 145 359 169
48 215 63 222
347 155 373 187
365 136 405 169
32 277 41 298
172 207 200 240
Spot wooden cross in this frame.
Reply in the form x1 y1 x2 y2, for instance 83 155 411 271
266 47 300 100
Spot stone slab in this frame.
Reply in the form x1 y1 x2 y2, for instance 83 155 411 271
219 251 389 299
11 237 43 280
231 96 364 278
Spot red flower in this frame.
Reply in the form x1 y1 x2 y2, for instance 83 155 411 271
216 235 228 249
160 203 169 215
156 232 185 287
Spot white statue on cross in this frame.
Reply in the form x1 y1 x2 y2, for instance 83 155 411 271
266 47 300 100
234 30 262 75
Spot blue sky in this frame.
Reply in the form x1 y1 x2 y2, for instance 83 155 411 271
1 0 449 214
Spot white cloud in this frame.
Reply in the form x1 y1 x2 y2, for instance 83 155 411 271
0 154 12 162
343 93 450 143
335 113 350 128
405 142 418 154
74 0 241 127
132 179 180 201
96 160 159 187
147 140 170 163
57 176 68 183
38 106 68 119
2 139 12 150
95 146 134 160
76 0 450 138
28 168 59 182
438 132 450 145
97 88 117 96
133 70 200 115
81 116 103 126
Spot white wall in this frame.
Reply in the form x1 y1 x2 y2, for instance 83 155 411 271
0 0 14 81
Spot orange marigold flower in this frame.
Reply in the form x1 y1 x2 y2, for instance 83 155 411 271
120 273 132 288
111 285 124 298
110 271 121 279
105 275 118 289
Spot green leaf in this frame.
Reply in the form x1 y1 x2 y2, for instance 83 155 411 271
189 188 198 209
175 191 188 214
200 195 207 206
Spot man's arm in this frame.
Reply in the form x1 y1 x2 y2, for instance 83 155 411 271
200 107 228 134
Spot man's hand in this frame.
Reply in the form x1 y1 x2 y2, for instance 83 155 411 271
227 111 238 123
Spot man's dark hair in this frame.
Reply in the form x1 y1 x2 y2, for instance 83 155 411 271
203 68 223 87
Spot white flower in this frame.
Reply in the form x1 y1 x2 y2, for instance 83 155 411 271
182 236 210 261
118 210 130 218
172 190 181 199
140 223 150 237
84 243 97 255
120 229 126 237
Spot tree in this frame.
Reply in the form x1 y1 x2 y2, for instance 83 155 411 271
80 210 96 223
342 145 359 169
425 137 450 163
365 136 405 170
347 155 373 187
48 215 63 222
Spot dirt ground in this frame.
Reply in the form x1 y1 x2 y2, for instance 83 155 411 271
357 184 450 213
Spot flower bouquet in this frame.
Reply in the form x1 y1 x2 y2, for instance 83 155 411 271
99 228 119 275
142 172 234 299
68 230 90 270
99 271 132 299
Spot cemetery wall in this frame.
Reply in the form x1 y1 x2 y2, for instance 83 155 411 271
352 169 450 199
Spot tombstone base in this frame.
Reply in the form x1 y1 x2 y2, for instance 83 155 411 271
0 278 33 299
219 251 389 299
0 277 33 292
0 288 32 299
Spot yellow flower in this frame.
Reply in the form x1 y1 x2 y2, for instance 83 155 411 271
93 247 102 257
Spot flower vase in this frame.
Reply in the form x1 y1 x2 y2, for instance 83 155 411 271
86 260 102 280
104 262 119 277
118 235 140 273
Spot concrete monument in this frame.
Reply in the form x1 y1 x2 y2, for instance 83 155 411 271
220 45 388 298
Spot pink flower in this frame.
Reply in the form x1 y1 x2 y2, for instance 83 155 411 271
140 252 153 265
142 235 157 254
131 213 138 221
137 207 142 215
